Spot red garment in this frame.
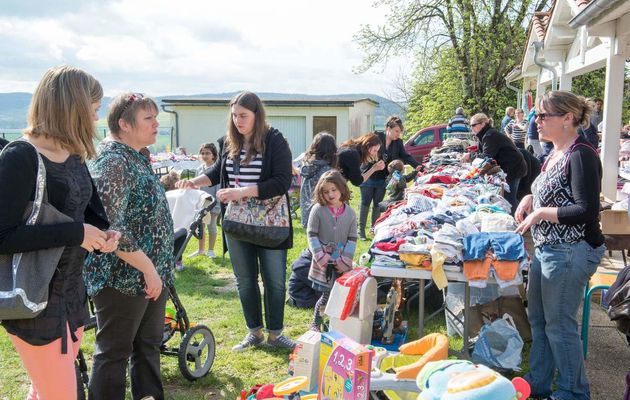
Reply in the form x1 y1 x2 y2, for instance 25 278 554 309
374 238 406 252
426 175 460 184
374 201 407 226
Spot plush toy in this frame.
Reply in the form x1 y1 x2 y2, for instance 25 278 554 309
416 360 530 400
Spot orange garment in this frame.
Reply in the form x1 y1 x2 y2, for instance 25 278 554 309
491 259 520 281
464 257 520 282
9 324 84 400
463 257 493 281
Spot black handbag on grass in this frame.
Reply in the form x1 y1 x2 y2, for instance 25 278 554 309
0 140 72 320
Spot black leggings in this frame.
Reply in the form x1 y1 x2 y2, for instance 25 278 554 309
360 185 386 225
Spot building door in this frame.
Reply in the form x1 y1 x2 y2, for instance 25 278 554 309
267 116 306 157
313 116 337 139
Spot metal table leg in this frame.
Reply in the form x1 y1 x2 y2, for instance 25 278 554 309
418 278 426 338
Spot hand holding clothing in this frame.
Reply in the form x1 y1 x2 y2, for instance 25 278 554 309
335 255 353 273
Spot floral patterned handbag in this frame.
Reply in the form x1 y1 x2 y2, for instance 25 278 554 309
223 195 290 247
222 156 290 247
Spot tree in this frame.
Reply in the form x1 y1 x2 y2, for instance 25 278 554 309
355 0 543 116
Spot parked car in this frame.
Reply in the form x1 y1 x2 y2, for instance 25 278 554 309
404 124 448 163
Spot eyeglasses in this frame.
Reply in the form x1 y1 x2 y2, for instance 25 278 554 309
536 112 565 121
120 92 144 115
200 151 212 155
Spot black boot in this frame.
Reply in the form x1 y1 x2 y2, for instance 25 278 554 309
358 205 369 240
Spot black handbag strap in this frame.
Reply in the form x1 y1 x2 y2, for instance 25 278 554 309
0 138 47 225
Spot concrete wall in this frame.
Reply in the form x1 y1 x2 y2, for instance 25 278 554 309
348 100 377 137
169 104 360 154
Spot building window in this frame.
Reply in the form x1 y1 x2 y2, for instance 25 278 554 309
313 116 337 139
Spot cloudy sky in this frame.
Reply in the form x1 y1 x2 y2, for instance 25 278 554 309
0 0 409 97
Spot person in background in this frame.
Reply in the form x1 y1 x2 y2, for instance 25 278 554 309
501 106 516 134
85 93 175 400
447 107 470 133
360 116 420 240
192 142 221 257
467 113 527 214
378 159 418 211
578 121 599 150
176 91 295 351
515 90 605 400
0 65 118 400
307 170 357 331
591 98 603 128
299 132 337 228
336 132 385 240
505 108 527 149
527 109 545 158
0 137 8 150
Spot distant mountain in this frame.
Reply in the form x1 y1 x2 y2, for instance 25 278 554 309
0 92 406 130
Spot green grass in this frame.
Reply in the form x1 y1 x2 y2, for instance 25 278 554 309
0 186 528 399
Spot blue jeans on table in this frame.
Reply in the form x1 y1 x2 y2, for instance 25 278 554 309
225 235 288 334
526 240 605 400
463 232 526 261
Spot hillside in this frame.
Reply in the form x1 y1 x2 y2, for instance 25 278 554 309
0 92 405 130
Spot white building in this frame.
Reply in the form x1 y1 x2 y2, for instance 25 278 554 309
161 97 378 157
506 0 630 199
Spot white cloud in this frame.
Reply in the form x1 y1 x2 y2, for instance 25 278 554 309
0 0 409 97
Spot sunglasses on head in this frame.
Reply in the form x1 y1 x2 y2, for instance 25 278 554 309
536 112 565 121
120 92 145 115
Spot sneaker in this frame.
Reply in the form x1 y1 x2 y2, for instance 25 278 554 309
267 334 296 350
175 261 184 272
206 250 216 258
231 333 264 352
188 250 205 257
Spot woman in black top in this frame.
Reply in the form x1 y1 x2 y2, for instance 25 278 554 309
468 113 527 213
515 91 605 400
337 132 385 239
177 92 295 351
0 66 118 399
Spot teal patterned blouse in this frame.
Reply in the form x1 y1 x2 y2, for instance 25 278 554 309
84 140 174 297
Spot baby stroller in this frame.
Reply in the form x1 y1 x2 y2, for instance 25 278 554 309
75 197 217 397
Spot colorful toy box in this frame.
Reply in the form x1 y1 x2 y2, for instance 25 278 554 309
318 331 372 400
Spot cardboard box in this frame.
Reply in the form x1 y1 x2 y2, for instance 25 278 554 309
600 209 630 235
318 331 372 400
292 331 321 392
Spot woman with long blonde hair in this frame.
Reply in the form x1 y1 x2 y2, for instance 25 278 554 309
0 65 118 400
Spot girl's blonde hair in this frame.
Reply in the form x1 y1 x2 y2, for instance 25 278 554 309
313 170 351 206
225 91 269 164
24 65 102 160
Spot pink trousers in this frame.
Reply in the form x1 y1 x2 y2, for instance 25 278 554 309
9 324 84 400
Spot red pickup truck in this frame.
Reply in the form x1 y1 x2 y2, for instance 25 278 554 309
403 124 448 163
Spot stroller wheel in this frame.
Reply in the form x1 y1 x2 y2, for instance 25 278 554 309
178 324 215 381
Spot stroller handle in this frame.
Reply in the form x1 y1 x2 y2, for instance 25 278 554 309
190 195 217 240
